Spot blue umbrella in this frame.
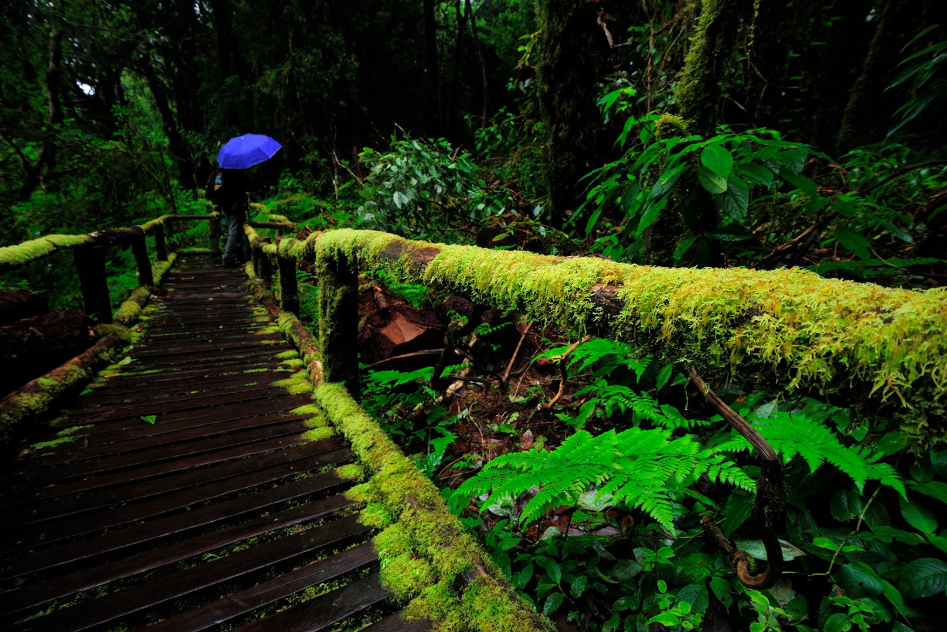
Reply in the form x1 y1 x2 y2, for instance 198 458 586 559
217 134 282 169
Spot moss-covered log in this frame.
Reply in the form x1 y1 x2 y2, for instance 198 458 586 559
315 383 554 632
312 229 947 446
0 234 90 272
0 333 123 446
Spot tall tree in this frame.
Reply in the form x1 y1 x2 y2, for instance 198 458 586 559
535 0 604 228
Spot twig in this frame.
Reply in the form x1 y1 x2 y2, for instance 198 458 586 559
687 366 784 589
542 336 591 410
363 349 444 369
502 321 533 382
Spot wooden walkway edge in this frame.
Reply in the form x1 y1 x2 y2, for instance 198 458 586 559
0 255 430 631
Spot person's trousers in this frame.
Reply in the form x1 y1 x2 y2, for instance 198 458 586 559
222 214 246 265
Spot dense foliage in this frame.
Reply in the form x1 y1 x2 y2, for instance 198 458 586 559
4 1 947 631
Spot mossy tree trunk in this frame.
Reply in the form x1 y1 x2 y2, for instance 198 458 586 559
646 0 752 265
535 0 603 228
673 0 754 137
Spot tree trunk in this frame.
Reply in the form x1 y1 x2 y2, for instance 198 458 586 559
674 0 754 136
535 0 603 228
423 0 442 135
147 74 197 192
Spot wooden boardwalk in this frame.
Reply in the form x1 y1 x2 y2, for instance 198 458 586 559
0 256 429 632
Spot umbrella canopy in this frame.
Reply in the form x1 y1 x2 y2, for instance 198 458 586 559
217 134 282 169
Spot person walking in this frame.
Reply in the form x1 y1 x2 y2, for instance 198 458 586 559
209 134 283 267
205 168 249 267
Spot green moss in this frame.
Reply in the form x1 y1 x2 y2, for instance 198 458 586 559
31 436 77 450
360 502 394 529
314 382 552 631
280 358 304 368
274 377 312 396
56 425 91 437
335 463 365 481
300 427 334 442
290 404 321 415
177 247 213 255
152 253 177 286
303 411 329 428
315 229 947 445
95 323 132 342
0 233 90 270
138 216 170 233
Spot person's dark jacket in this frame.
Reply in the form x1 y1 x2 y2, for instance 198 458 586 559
204 169 248 217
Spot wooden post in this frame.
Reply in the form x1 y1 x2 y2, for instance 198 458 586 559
318 252 359 397
260 251 273 281
208 215 222 256
278 253 299 316
154 223 168 261
164 220 175 251
130 227 154 287
74 244 112 324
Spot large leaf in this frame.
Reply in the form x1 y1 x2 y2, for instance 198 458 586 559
716 173 750 221
650 164 687 199
835 562 883 598
701 145 733 178
736 163 774 186
834 227 871 260
697 166 728 194
900 496 938 533
900 558 947 599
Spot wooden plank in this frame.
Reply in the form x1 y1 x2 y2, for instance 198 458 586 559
6 421 309 500
10 514 372 632
363 611 434 632
1 471 347 580
234 573 390 632
133 542 377 632
75 371 288 406
1 444 350 554
67 379 288 415
0 495 357 616
2 439 346 533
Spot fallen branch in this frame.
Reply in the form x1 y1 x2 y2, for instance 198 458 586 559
542 336 590 411
503 321 533 382
687 366 783 589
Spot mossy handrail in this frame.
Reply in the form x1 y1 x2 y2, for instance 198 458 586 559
0 212 226 447
244 227 947 443
241 224 944 620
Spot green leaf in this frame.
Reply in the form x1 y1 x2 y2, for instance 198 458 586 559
910 481 947 504
706 226 755 242
612 595 637 612
537 557 562 584
141 415 157 425
673 235 700 263
636 196 668 236
543 592 564 616
900 496 938 533
716 174 750 221
655 365 673 390
830 489 863 522
824 613 853 632
736 163 774 186
570 575 588 598
881 579 907 615
648 612 681 627
710 576 733 608
650 164 687 199
720 493 753 537
834 227 871 260
900 558 947 599
701 145 733 178
697 166 728 194
835 562 883 598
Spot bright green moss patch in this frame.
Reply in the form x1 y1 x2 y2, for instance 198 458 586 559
274 377 312 395
304 414 329 429
359 502 393 529
56 425 91 437
152 253 177 286
314 382 553 631
315 229 947 445
0 233 90 270
300 427 334 442
277 350 300 360
95 323 132 342
177 247 213 255
290 404 321 416
335 463 365 481
31 436 77 451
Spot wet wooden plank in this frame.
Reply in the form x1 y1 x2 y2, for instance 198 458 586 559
2 439 347 534
6 422 309 501
10 515 372 632
1 495 357 617
143 542 377 632
234 572 390 632
363 611 434 632
1 471 347 580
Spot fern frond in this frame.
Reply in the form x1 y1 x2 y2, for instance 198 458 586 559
711 410 903 493
453 427 753 534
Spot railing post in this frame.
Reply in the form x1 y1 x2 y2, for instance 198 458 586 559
164 220 175 251
208 215 222 256
318 252 359 397
130 227 154 287
74 244 112 324
154 223 168 261
278 253 299 315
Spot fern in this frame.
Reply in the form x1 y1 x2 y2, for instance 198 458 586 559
712 410 905 496
452 428 755 534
